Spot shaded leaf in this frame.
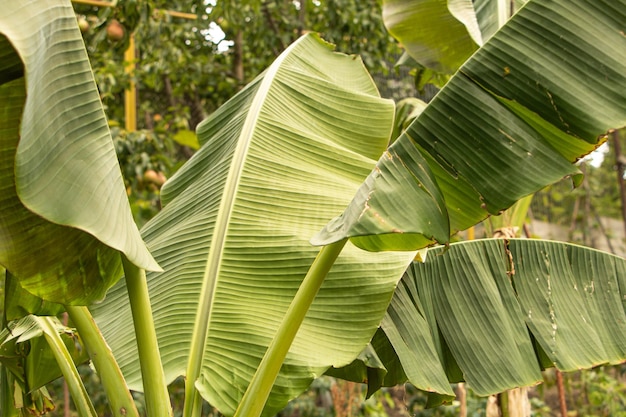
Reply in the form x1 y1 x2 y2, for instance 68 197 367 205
3 271 64 322
0 315 88 394
511 240 626 370
325 344 387 398
448 0 483 46
391 98 427 144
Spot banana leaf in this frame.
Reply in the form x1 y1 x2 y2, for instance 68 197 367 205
388 0 529 80
93 34 416 416
0 315 89 409
3 271 64 323
0 0 158 306
313 0 626 251
382 0 479 73
382 239 626 406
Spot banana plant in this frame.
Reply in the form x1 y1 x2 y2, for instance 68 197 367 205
1 0 626 417
0 1 168 415
93 0 624 416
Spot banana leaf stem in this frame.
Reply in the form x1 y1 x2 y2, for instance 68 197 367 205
2 271 20 416
34 316 97 417
0 366 18 417
500 392 510 417
122 256 173 417
65 305 140 417
233 239 348 417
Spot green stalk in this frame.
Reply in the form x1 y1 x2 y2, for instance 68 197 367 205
1 366 19 417
34 316 97 417
122 256 173 417
500 392 510 417
65 305 140 417
2 271 19 417
233 239 347 417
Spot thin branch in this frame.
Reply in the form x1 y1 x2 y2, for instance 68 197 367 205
611 130 626 238
233 30 245 88
556 370 568 417
262 1 286 52
71 0 197 20
590 204 616 254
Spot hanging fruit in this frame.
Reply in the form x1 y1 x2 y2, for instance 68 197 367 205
76 15 89 33
106 19 125 42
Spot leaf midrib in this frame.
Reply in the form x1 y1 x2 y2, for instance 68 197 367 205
184 35 312 396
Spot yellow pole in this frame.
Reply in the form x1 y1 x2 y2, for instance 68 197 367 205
72 0 116 7
124 33 136 132
165 10 197 20
71 1 197 132
71 0 197 19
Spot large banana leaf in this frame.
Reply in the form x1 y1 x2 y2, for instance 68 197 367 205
92 34 416 416
380 239 626 405
382 0 479 73
0 0 158 305
314 0 626 251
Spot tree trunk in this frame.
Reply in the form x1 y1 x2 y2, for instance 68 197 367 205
556 370 568 417
486 395 501 417
261 1 285 53
488 221 531 417
488 390 530 417
580 163 593 246
592 204 616 254
506 387 530 417
233 30 244 89
457 383 467 417
163 75 177 109
297 0 307 38
187 91 205 132
612 130 626 238
568 196 580 239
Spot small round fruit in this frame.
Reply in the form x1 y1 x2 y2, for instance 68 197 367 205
156 172 167 186
143 169 160 184
77 15 90 33
106 19 125 42
143 170 167 187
